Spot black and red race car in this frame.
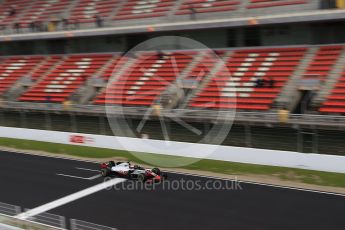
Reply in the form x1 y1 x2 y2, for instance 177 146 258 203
100 161 167 183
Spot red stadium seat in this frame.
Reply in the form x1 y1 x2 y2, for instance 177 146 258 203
94 51 195 106
0 56 47 94
189 47 307 111
19 54 115 103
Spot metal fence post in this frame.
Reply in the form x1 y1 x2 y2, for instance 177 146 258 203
0 110 4 126
20 111 26 128
70 113 77 132
99 116 106 135
70 219 76 230
44 112 52 130
312 128 319 154
297 126 302 152
204 123 210 143
244 124 252 147
60 215 66 229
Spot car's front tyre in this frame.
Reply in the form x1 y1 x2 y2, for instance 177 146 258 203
137 174 146 182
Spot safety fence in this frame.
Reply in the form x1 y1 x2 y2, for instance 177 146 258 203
1 108 345 156
25 210 66 229
0 203 21 217
71 219 117 230
0 202 117 230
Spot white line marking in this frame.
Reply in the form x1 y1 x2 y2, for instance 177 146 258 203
16 178 126 220
75 167 100 172
56 174 91 180
4 149 345 197
88 174 102 180
56 173 101 181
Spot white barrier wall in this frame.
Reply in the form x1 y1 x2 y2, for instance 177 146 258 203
0 126 345 173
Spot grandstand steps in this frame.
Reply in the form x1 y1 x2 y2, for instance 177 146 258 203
4 56 63 101
179 50 234 109
156 51 205 109
15 56 66 101
107 54 138 85
70 83 96 104
4 76 33 101
313 46 345 106
90 54 117 85
275 46 319 111
238 0 251 12
108 0 127 24
4 57 50 100
65 0 80 19
177 51 205 83
88 55 137 104
25 57 50 82
30 56 66 87
167 0 184 18
158 85 185 109
2 56 49 95
73 55 119 104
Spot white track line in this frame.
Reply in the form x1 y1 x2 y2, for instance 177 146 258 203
56 174 91 180
4 148 345 197
56 173 101 180
88 174 102 180
16 178 126 220
75 167 100 172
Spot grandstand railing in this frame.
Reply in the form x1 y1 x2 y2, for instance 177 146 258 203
1 101 345 155
1 101 345 127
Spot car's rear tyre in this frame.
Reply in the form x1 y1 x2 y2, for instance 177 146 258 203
101 168 110 177
137 174 146 182
152 168 161 175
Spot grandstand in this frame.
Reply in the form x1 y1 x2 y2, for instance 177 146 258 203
0 45 343 113
0 0 333 32
0 0 345 156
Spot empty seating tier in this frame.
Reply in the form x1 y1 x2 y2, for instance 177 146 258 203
0 56 46 94
320 60 345 114
303 45 343 80
0 0 314 27
18 0 75 27
247 0 308 9
69 0 120 23
98 56 129 81
190 47 307 111
1 45 345 114
175 0 240 15
113 0 175 20
19 54 113 102
94 51 196 106
0 0 32 27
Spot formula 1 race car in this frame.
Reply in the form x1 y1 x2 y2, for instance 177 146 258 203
100 161 167 183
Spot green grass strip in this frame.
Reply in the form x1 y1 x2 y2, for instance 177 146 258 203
1 137 345 188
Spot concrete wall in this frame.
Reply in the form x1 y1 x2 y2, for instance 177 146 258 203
1 126 345 174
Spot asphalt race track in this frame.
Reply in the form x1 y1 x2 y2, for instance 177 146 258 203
0 150 345 230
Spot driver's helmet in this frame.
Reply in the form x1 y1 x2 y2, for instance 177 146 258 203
134 165 139 169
